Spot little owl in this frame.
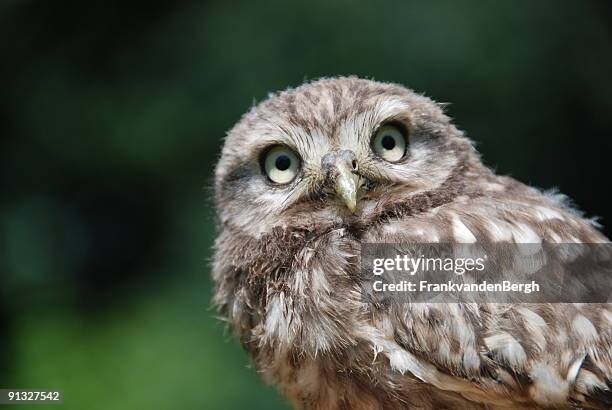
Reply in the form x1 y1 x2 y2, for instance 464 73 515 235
212 77 611 409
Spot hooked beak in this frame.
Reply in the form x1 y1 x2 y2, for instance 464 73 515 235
322 150 361 213
334 162 359 213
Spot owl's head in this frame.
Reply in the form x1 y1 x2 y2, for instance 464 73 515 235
215 77 479 236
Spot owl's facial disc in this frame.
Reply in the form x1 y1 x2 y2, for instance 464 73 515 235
215 78 471 235
321 150 364 213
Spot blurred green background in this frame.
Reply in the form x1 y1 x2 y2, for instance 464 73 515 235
1 1 611 409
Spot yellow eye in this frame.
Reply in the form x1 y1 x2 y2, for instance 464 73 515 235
263 146 300 184
372 124 407 162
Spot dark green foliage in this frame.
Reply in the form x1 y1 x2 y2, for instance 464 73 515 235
0 1 610 408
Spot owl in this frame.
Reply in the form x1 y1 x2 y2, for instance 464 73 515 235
212 77 611 409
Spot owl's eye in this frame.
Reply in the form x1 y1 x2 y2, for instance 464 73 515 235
372 123 407 162
263 146 300 184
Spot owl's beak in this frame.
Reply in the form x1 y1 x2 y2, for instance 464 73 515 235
322 150 360 213
334 163 359 213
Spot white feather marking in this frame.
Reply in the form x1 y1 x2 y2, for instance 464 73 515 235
454 321 475 347
462 348 481 372
572 314 598 342
451 216 477 243
412 227 440 242
437 339 453 364
529 363 569 404
517 308 547 350
310 266 331 293
534 206 564 222
553 328 568 345
388 349 417 375
265 294 293 343
566 353 587 384
547 231 563 243
518 307 547 327
486 220 513 242
372 344 383 362
510 222 542 244
602 309 612 324
483 332 527 368
483 182 505 191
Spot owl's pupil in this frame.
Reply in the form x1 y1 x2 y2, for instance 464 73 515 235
382 135 396 150
275 155 291 171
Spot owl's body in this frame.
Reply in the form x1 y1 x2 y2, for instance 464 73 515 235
213 77 611 409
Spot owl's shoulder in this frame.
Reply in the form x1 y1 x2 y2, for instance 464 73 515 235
364 176 607 244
